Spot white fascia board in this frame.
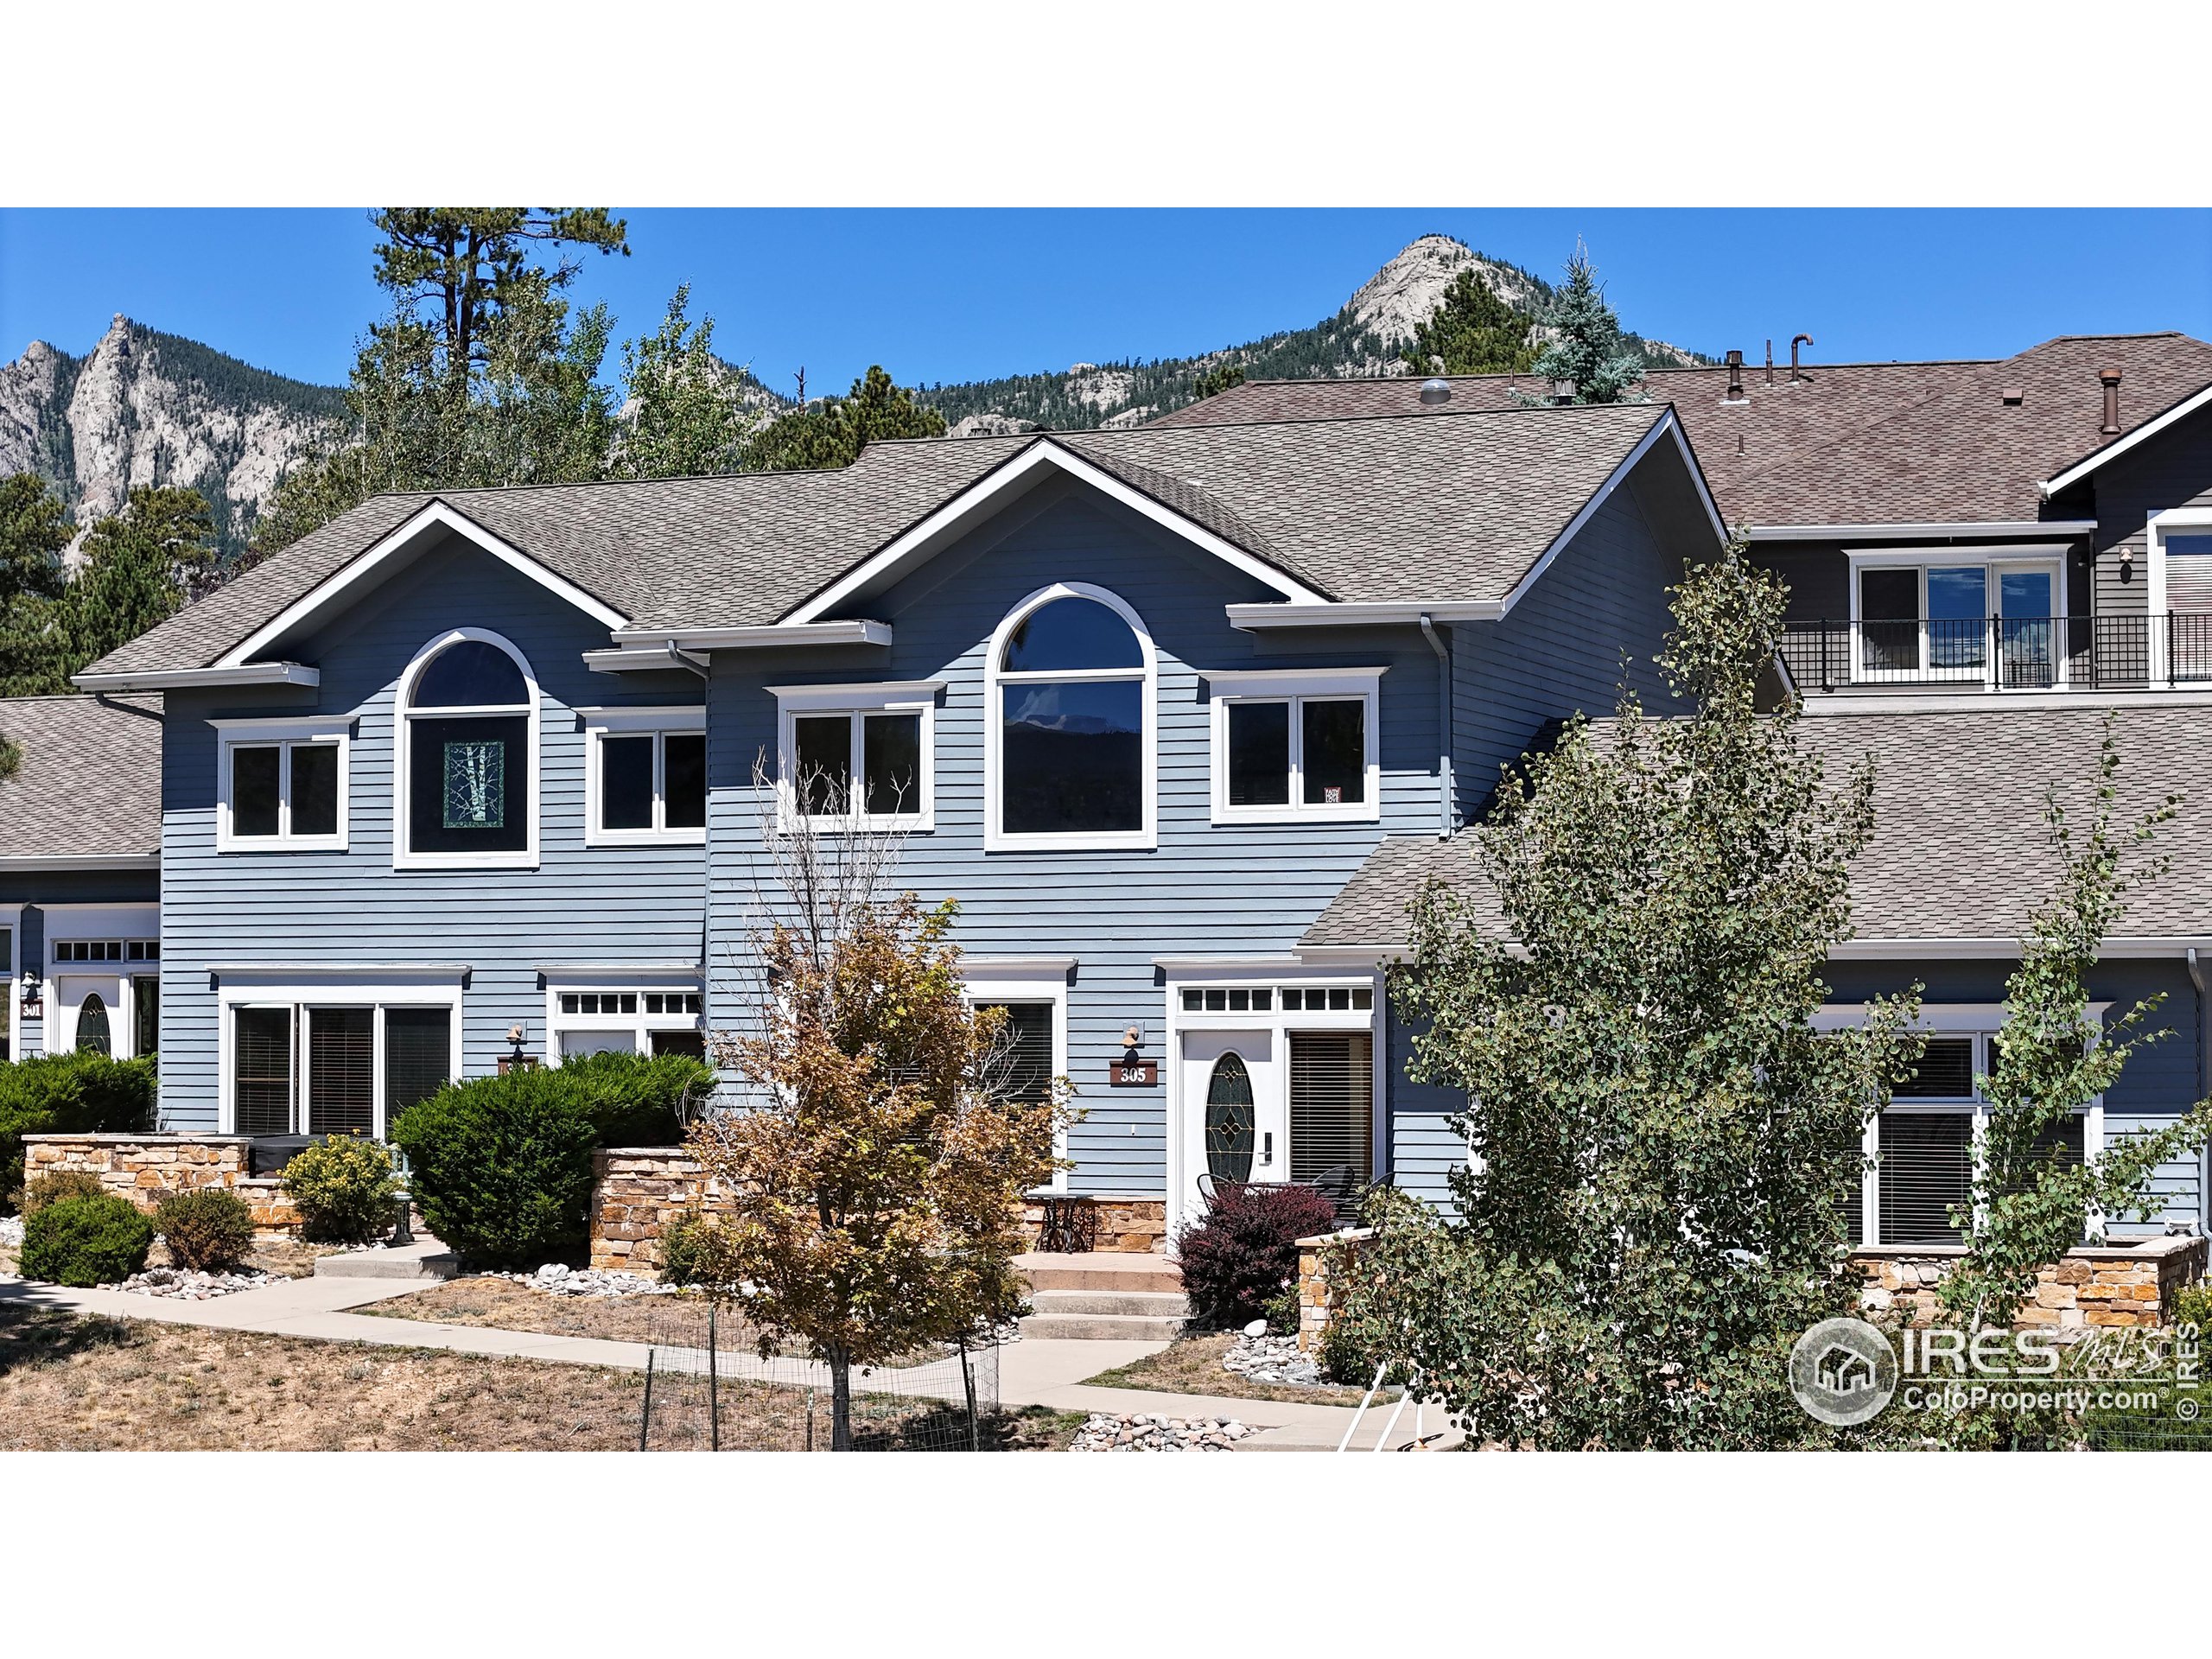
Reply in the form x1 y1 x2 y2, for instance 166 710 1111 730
582 645 709 676
217 500 628 670
1829 938 2212 960
1746 520 2098 543
1225 600 1502 630
781 440 1332 626
1496 411 1722 622
538 962 703 983
73 662 320 693
2042 384 2212 497
603 620 893 652
0 854 160 872
207 962 472 980
1291 944 1400 967
960 957 1077 978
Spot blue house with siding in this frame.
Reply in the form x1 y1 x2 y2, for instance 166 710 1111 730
70 399 1719 1232
58 327 2212 1255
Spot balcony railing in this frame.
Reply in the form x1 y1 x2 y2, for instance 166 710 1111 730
1777 614 2212 693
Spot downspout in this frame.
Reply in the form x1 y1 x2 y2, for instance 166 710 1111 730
1419 613 1453 839
2190 949 2211 1236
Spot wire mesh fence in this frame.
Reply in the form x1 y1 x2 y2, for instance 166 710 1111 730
636 1300 1002 1451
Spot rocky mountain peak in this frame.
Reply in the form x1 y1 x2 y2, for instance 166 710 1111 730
1345 234 1547 345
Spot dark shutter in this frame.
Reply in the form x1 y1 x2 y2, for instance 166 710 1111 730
385 1007 453 1118
1290 1032 1373 1215
234 1007 294 1135
308 1007 374 1135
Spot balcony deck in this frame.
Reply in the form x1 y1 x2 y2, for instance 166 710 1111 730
1779 613 2212 695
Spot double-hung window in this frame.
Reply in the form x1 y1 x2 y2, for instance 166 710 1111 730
1819 1009 2099 1247
1206 670 1382 824
583 709 707 845
215 719 351 850
772 681 939 831
964 957 1071 1190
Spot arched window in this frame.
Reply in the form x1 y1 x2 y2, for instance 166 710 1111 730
75 994 112 1057
397 629 538 867
985 584 1155 849
1204 1051 1255 1184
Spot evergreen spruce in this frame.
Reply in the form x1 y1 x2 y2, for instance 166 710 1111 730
1522 241 1646 405
743 365 947 473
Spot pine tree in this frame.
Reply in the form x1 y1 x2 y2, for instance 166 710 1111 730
1522 241 1646 405
742 365 947 473
1400 268 1536 377
0 472 78 719
1190 361 1247 401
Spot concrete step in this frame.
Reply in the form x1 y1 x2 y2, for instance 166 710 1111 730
1018 1311 1192 1341
1017 1252 1184 1293
1027 1288 1192 1319
313 1241 460 1281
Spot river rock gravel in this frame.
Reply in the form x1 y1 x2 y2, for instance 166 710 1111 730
1222 1332 1326 1386
1068 1412 1253 1452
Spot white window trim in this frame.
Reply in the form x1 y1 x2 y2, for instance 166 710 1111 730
393 626 541 872
579 705 709 848
1845 548 2068 688
1206 668 1384 825
1160 963 1385 1236
1817 1002 2109 1246
2146 505 2212 681
213 715 353 852
964 959 1072 1195
982 582 1157 852
2 902 21 1063
770 681 942 834
216 980 465 1139
545 977 706 1061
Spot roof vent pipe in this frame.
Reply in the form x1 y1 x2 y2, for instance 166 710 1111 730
2100 367 2123 435
1790 334 1814 381
1764 339 1774 385
1418 377 1452 407
1724 349 1745 401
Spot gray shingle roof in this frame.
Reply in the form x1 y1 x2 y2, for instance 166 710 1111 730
1302 703 2212 948
0 695 163 861
86 404 1678 675
1156 334 2212 529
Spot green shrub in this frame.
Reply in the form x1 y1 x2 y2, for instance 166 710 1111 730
20 1192 155 1287
22 1170 108 1215
659 1207 719 1287
389 1053 711 1269
2173 1283 2212 1332
282 1138 401 1245
0 1052 158 1204
154 1186 256 1271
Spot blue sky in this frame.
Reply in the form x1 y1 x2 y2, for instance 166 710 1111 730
3 208 2209 393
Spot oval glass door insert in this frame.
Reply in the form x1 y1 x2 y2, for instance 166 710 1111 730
1205 1051 1255 1184
76 993 112 1057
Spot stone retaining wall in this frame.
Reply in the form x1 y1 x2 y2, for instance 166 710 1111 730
19 1133 302 1232
1852 1235 2208 1329
588 1150 1173 1273
1294 1227 1372 1353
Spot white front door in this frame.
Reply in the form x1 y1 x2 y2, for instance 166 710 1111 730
1180 1028 1286 1207
50 974 129 1058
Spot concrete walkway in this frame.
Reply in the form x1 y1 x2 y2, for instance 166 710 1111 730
0 1270 1429 1450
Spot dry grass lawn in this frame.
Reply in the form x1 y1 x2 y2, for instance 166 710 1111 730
0 1304 1084 1451
1081 1331 1372 1407
357 1275 705 1344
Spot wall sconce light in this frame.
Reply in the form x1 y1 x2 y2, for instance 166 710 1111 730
2119 546 2134 584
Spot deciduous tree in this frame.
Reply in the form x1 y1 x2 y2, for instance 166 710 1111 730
614 285 754 480
1345 546 1923 1447
690 770 1072 1447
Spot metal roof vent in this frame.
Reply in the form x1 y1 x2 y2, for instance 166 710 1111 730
2000 386 2024 406
1418 378 1452 407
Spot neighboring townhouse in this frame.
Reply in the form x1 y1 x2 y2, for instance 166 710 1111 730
1191 333 2212 1241
70 402 1722 1231
0 694 164 1063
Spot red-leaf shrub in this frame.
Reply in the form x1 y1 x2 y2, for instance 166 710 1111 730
1173 1181 1339 1330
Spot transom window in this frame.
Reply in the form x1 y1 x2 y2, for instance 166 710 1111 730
219 722 349 851
586 710 707 844
547 982 707 1061
399 630 537 868
1179 984 1371 1013
1209 671 1382 823
54 938 159 963
985 586 1154 850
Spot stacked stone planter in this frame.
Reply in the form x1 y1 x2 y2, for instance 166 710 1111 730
1853 1235 2208 1329
18 1132 302 1231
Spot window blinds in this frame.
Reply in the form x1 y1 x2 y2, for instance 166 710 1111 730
1290 1032 1373 1214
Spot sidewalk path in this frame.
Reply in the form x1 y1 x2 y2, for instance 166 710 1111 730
0 1272 1424 1450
